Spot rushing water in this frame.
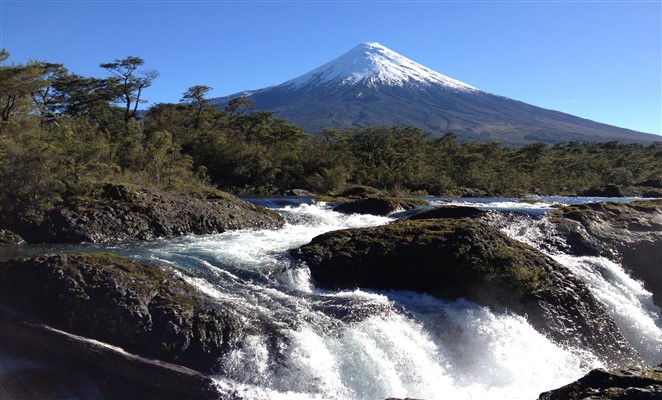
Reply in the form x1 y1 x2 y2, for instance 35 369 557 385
487 210 662 366
7 197 660 399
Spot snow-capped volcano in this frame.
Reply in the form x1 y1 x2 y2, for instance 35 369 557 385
284 42 477 91
211 43 658 145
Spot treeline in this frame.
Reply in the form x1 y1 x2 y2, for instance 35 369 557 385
1 50 661 221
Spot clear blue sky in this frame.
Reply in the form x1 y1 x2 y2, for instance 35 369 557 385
2 0 660 136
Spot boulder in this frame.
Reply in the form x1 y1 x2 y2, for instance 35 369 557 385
580 184 623 197
636 179 662 189
1 308 219 400
281 188 316 197
9 185 284 243
291 218 642 366
333 197 428 216
642 191 662 198
406 205 486 220
551 200 662 306
538 364 662 400
337 185 388 198
0 228 25 245
0 253 240 373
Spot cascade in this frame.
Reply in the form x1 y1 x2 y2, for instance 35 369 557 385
485 210 662 365
110 199 648 399
21 198 656 399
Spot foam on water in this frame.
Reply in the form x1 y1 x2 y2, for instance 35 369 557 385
105 200 653 398
550 254 662 364
489 210 662 365
203 285 599 400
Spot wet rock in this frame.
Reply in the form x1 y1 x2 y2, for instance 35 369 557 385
636 179 662 189
643 191 662 198
551 200 662 307
0 228 25 245
406 205 486 220
333 197 428 216
538 364 662 400
291 218 642 366
0 253 240 373
9 185 284 243
580 184 623 197
0 308 220 400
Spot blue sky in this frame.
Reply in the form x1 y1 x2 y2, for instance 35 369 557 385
2 0 660 136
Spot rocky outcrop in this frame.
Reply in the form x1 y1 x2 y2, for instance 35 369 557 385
316 185 429 216
1 307 219 400
337 185 388 199
580 184 623 197
406 205 486 220
551 200 662 306
538 365 662 400
281 188 316 197
9 184 284 243
291 217 642 366
333 196 428 216
0 253 240 374
0 228 24 245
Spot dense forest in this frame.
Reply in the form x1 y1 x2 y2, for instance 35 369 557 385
1 51 661 223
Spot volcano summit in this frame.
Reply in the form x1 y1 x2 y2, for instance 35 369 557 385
212 42 659 145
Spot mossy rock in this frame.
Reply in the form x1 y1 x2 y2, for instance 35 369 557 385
559 200 662 222
333 196 429 216
551 200 662 307
101 182 140 202
292 218 550 301
337 185 388 198
291 218 641 365
314 186 386 204
0 253 240 373
12 187 284 244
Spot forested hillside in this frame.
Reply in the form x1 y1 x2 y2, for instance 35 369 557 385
1 50 661 226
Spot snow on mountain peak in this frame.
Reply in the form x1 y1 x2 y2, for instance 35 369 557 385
284 42 478 91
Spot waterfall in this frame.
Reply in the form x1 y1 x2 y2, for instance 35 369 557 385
100 199 615 400
37 198 656 399
486 210 662 365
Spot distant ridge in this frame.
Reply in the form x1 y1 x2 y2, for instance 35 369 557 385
212 42 660 145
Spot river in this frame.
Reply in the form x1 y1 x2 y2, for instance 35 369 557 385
5 196 660 399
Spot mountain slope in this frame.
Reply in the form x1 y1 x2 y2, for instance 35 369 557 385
212 42 660 145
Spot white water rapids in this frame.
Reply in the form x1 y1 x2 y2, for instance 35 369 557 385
489 211 662 366
75 197 659 399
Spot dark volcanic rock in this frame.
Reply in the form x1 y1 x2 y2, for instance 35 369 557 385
11 185 284 243
407 205 486 220
291 218 642 366
538 364 662 400
1 308 219 400
551 200 662 307
333 196 428 216
0 253 240 373
637 179 662 189
580 184 623 197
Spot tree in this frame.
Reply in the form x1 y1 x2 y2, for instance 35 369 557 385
100 56 158 124
30 62 68 120
0 50 48 126
225 97 254 118
181 85 212 131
